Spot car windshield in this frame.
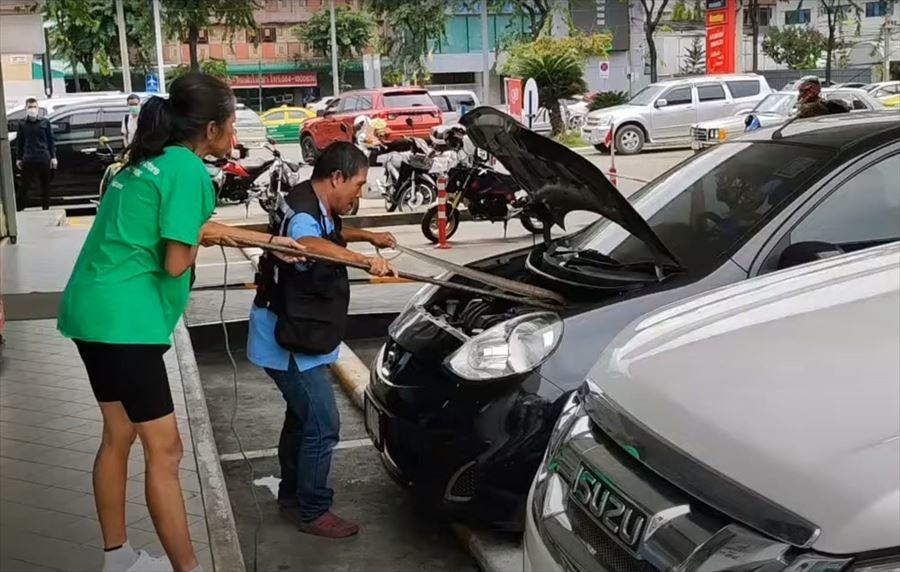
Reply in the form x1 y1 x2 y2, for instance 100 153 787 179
384 92 435 108
236 109 262 127
627 85 665 106
569 141 835 270
753 93 796 115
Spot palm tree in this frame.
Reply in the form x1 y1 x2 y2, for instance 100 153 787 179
509 52 586 135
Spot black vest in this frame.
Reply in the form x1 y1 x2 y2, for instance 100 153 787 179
253 181 350 355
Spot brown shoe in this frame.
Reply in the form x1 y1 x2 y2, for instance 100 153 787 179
298 512 359 538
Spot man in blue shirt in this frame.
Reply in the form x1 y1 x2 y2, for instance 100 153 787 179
248 143 395 538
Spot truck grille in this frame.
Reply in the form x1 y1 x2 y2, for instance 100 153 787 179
585 117 602 127
569 504 655 572
691 127 709 142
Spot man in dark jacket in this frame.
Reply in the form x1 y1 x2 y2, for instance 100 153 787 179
795 76 851 118
15 98 57 210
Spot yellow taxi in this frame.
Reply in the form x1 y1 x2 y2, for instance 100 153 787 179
881 94 900 108
260 105 316 142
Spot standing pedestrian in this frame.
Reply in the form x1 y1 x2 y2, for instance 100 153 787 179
121 93 141 147
57 73 305 572
249 142 397 538
15 97 56 210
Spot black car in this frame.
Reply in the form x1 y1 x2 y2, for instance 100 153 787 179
364 109 900 530
11 100 129 209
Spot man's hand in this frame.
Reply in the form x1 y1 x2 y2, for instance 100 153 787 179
366 256 398 277
368 231 396 249
15 160 22 170
50 158 58 170
270 236 306 264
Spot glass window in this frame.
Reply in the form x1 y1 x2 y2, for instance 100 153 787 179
356 95 373 111
698 84 726 102
574 142 834 270
753 92 797 114
383 92 435 108
784 9 811 24
629 85 665 106
287 111 307 120
827 92 868 110
100 108 127 137
866 1 886 16
440 15 469 54
337 97 355 113
448 93 477 108
727 80 761 98
431 95 452 112
662 86 693 106
54 112 97 142
790 155 900 246
467 15 483 52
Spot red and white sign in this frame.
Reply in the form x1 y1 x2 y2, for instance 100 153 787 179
705 0 736 74
506 78 523 121
598 60 611 78
228 72 318 89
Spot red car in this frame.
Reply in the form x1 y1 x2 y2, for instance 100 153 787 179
299 87 443 162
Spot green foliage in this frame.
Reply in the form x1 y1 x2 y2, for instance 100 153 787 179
366 0 448 85
588 91 628 111
552 130 585 148
295 6 375 85
762 26 827 70
679 36 706 75
671 1 693 22
167 58 230 85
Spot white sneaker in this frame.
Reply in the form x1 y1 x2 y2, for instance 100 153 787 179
124 550 174 572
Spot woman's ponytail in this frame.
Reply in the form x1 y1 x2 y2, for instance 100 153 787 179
128 96 173 166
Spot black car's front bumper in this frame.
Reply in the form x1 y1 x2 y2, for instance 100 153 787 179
364 343 565 531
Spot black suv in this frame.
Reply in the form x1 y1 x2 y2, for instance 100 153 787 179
10 100 129 209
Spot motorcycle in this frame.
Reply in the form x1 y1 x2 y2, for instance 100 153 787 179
371 136 442 213
420 151 544 243
84 136 123 203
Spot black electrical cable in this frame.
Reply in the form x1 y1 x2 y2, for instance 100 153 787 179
220 246 263 572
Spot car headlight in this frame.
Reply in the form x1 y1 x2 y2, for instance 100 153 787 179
444 312 563 381
597 115 612 125
708 128 719 140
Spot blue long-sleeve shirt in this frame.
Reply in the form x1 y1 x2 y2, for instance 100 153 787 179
16 117 56 163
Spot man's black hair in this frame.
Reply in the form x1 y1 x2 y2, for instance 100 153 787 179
126 93 140 102
25 97 38 105
311 141 368 181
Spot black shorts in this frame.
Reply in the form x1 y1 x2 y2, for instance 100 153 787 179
74 340 174 423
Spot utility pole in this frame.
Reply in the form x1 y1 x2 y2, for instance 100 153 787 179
884 19 893 82
152 0 166 94
116 0 132 93
480 0 490 104
330 0 340 96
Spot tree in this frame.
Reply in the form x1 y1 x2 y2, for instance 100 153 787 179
501 33 612 134
167 58 230 86
163 0 260 72
366 0 448 85
762 26 827 70
635 0 673 82
814 0 861 83
680 36 706 74
499 0 552 39
295 6 375 87
671 0 693 22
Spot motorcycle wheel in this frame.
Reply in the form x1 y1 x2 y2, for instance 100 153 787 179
397 177 437 212
421 205 460 243
519 213 544 235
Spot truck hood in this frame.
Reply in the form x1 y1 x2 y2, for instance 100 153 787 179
461 107 680 268
694 111 788 132
589 243 900 553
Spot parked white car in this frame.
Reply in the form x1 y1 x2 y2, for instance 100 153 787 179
690 88 887 150
526 240 900 572
429 89 479 125
581 74 771 154
234 103 267 147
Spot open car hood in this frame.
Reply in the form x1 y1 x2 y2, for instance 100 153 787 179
461 107 680 268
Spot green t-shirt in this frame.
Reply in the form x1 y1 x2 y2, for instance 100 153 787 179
57 146 215 345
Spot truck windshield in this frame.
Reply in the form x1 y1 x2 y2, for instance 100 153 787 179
572 141 835 270
628 85 665 106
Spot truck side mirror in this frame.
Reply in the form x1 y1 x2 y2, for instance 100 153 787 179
655 99 668 108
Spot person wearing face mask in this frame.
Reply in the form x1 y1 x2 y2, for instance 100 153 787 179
57 73 307 572
121 94 141 147
15 97 56 210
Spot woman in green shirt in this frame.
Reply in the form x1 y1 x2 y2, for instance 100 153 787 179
58 74 301 572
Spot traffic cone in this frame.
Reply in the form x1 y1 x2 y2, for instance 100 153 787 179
436 175 451 250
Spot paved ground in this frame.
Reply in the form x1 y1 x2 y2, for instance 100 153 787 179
0 321 214 572
189 327 477 572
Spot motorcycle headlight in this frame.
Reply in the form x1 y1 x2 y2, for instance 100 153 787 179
445 312 563 382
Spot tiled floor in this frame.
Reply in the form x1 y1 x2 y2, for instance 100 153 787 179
0 320 214 572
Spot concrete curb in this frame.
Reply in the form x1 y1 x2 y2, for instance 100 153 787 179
330 343 523 572
173 319 246 572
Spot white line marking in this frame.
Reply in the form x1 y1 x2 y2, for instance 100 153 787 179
219 437 372 463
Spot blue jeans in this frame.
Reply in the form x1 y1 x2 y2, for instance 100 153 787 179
265 362 340 522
